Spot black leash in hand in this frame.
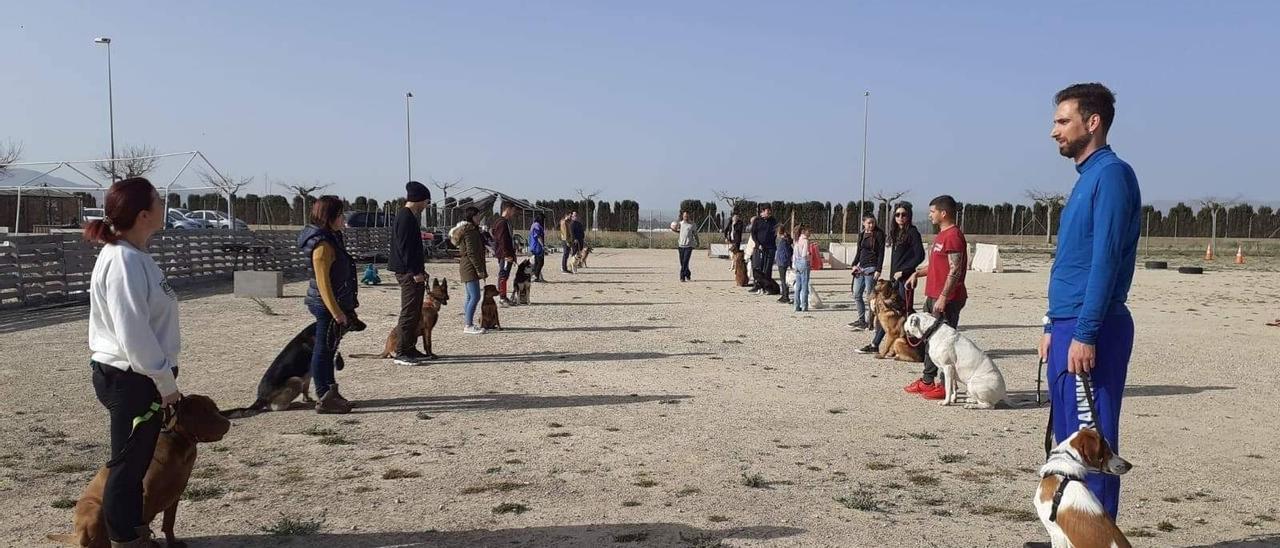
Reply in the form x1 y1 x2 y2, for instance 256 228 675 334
1043 369 1104 460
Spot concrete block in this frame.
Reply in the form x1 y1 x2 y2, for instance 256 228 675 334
234 270 283 298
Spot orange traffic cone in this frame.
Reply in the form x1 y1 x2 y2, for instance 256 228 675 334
1204 244 1214 261
1235 245 1245 265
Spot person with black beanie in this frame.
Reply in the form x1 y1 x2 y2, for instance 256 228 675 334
389 181 432 365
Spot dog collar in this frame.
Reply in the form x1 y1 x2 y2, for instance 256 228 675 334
908 315 945 346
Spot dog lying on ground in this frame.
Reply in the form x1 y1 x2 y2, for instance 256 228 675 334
732 251 748 286
379 278 449 358
480 284 502 330
48 395 231 548
903 313 1006 408
222 318 363 417
871 280 920 362
1034 428 1133 548
513 259 532 304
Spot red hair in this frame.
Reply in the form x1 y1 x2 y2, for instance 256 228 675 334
83 177 158 244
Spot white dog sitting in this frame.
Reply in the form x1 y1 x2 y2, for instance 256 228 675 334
903 313 1006 409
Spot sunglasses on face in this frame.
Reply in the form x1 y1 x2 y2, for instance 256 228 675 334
895 212 908 218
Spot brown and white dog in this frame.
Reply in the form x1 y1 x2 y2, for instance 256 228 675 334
480 284 502 330
1033 428 1133 548
380 278 449 358
48 395 231 548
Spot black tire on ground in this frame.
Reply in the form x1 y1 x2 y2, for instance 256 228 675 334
1144 261 1168 270
1177 266 1204 275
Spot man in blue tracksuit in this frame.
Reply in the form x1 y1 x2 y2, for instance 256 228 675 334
1041 83 1141 522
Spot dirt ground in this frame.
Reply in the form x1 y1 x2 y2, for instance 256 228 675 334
2 248 1278 548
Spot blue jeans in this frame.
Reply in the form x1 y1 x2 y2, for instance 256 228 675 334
1048 314 1134 520
463 280 481 327
853 270 877 323
677 247 693 280
793 267 810 311
306 302 337 398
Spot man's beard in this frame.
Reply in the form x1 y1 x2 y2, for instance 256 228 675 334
1058 133 1091 159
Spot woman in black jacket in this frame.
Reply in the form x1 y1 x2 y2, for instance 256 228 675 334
849 216 886 328
856 203 924 354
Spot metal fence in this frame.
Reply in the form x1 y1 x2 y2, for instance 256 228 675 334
0 227 389 310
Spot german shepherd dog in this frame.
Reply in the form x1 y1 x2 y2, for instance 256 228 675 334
513 259 533 305
222 316 364 418
873 280 921 362
480 284 502 330
732 250 749 287
380 278 450 358
571 245 592 272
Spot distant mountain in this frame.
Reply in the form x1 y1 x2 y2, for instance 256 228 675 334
0 168 100 190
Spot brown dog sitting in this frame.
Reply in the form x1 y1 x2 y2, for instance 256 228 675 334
380 278 449 358
49 394 231 548
872 280 921 362
480 284 502 330
732 250 748 287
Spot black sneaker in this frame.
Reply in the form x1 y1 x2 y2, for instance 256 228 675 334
855 344 877 354
393 349 431 365
851 320 868 329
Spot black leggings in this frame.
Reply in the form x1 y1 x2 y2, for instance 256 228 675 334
533 252 545 278
92 361 163 542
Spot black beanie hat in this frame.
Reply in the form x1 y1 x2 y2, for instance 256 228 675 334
406 181 430 202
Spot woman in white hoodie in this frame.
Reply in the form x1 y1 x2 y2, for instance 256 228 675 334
83 177 180 547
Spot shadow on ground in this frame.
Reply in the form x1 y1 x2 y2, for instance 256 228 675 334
1005 384 1235 403
1185 535 1280 548
415 350 711 365
183 524 804 548
536 301 681 307
498 325 676 333
347 392 692 414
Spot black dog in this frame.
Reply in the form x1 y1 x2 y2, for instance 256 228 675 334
759 277 781 295
223 317 364 418
513 259 533 304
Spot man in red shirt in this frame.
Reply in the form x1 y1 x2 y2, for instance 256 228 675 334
903 195 968 400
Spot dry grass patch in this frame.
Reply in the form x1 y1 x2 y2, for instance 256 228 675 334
460 481 528 495
382 468 422 480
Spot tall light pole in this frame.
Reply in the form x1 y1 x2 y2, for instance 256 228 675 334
405 91 413 182
94 37 116 179
859 90 870 219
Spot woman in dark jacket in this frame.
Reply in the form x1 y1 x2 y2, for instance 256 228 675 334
298 196 363 413
856 203 924 354
450 206 489 334
849 216 886 328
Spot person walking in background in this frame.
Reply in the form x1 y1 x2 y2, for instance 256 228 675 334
570 211 586 260
749 204 778 294
1040 83 1141 524
672 211 698 281
903 195 968 400
850 215 885 330
856 203 924 354
529 213 547 282
388 181 431 365
491 201 518 306
559 212 573 274
791 224 812 311
775 225 793 304
299 196 364 411
84 177 182 547
451 206 489 334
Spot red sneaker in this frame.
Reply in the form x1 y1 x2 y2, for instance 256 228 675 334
919 382 946 400
903 379 932 393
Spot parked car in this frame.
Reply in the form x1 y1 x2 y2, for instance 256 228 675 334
186 210 248 230
346 211 392 228
165 210 204 229
81 208 105 225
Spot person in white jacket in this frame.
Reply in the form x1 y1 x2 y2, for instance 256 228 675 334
84 177 181 548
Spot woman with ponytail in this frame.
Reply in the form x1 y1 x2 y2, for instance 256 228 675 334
85 177 181 547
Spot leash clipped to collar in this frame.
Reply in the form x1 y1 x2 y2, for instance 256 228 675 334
907 313 945 348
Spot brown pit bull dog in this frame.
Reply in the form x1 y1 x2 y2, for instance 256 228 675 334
48 394 231 548
480 284 502 330
380 278 449 358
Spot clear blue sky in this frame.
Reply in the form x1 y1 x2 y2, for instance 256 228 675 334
4 1 1276 210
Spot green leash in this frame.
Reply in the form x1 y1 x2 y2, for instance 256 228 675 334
131 402 162 433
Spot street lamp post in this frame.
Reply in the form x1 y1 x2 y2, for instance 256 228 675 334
859 91 870 220
94 37 116 180
405 92 413 182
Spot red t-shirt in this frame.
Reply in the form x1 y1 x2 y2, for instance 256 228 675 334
925 225 967 301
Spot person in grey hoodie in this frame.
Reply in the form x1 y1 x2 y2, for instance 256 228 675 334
671 211 699 281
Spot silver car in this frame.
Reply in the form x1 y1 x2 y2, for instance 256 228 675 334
166 210 204 229
186 210 248 230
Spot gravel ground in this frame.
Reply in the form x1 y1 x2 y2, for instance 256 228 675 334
3 248 1279 547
